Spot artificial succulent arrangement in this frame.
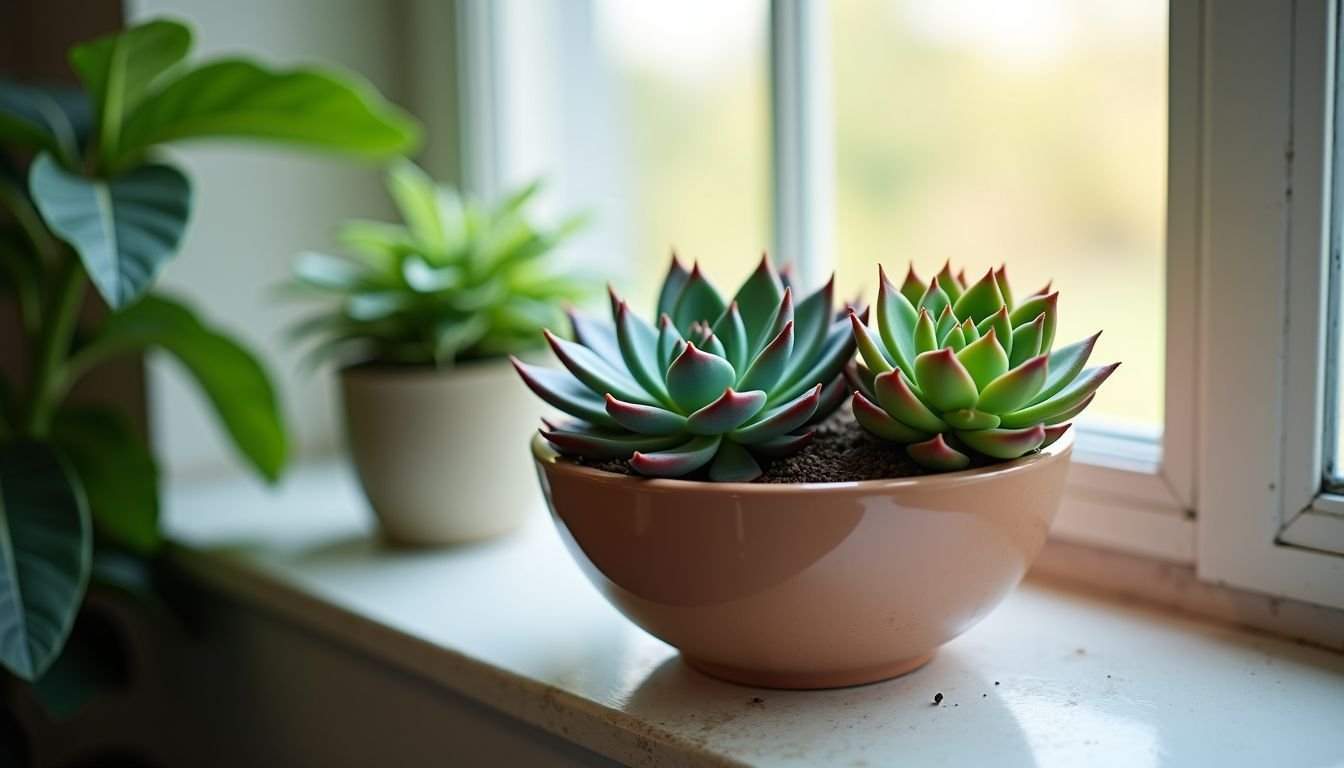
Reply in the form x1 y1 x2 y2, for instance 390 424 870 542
290 159 589 367
0 19 417 696
849 263 1118 470
514 256 857 481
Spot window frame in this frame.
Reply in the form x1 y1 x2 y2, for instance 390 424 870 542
460 0 1344 609
1196 0 1344 607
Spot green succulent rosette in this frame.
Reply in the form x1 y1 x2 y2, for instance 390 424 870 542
848 263 1118 471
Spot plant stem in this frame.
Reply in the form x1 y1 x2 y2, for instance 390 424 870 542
24 253 85 438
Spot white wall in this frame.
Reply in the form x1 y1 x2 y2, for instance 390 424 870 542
125 0 410 479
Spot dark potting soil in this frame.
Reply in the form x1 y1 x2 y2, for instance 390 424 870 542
572 411 1002 483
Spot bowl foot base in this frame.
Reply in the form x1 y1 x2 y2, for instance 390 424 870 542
683 651 935 690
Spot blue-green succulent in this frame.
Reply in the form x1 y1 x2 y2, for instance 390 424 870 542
514 256 856 481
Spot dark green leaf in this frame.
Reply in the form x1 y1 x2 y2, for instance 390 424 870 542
116 60 421 167
51 407 160 555
0 442 92 681
88 294 286 481
29 152 191 309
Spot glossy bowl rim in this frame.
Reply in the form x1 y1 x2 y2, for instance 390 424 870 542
530 428 1074 495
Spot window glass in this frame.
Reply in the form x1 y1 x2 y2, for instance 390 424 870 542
829 0 1168 429
498 0 771 312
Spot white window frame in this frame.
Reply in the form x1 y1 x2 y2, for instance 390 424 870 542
1198 0 1344 608
454 0 1344 610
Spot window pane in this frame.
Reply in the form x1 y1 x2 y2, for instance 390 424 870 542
497 0 771 312
830 0 1168 429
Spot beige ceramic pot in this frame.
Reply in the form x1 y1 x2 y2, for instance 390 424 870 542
532 431 1074 689
342 359 539 546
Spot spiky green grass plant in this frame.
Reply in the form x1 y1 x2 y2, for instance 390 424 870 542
514 256 856 481
848 263 1117 471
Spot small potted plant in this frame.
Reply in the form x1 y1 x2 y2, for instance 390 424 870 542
291 160 589 546
520 257 1116 689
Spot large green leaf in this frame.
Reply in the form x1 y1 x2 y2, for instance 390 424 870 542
29 152 192 310
115 60 421 168
0 77 91 167
51 407 160 555
69 20 192 164
89 294 286 481
0 442 92 681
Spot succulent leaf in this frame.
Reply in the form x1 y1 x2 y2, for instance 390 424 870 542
1009 313 1046 368
738 322 795 392
772 320 856 405
686 389 768 435
873 369 949 433
942 325 967 352
542 427 682 459
957 425 1046 459
959 317 979 342
1009 291 1058 351
657 314 683 372
907 434 970 471
975 354 1048 415
756 287 794 359
935 305 958 342
567 308 622 364
656 255 690 318
999 363 1119 427
943 408 1001 430
919 278 952 318
851 312 894 375
788 277 835 373
545 329 653 405
913 349 978 413
711 302 749 372
512 358 619 427
914 308 938 355
976 305 1013 359
956 328 1009 391
936 262 963 305
846 360 878 402
993 266 1014 310
616 302 672 405
951 269 1006 323
1028 331 1101 406
853 392 929 442
731 256 786 345
665 342 736 413
605 395 687 435
900 265 926 306
808 375 850 427
672 264 728 333
875 274 918 376
630 435 721 477
1041 423 1072 448
708 440 763 482
732 384 821 444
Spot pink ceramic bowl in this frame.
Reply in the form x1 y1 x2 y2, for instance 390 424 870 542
531 431 1073 689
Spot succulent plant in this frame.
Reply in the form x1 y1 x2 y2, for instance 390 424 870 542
290 159 590 367
848 263 1118 471
514 256 857 481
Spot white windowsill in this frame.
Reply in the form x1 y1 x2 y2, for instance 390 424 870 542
163 461 1344 768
